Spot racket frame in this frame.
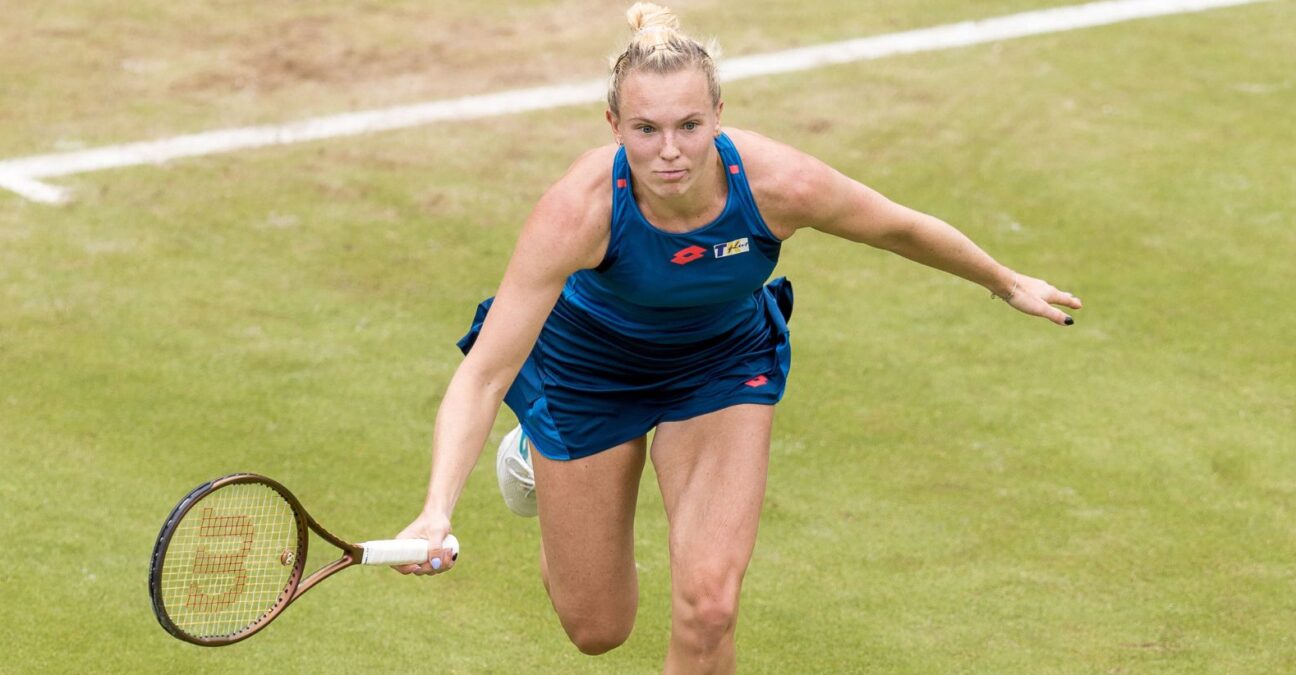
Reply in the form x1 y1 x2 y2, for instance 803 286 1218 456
148 473 370 647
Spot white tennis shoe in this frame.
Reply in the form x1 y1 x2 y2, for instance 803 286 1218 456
495 425 537 517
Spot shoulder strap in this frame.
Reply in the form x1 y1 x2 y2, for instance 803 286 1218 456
599 145 635 272
713 133 779 243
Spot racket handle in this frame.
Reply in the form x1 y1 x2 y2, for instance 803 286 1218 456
360 535 460 566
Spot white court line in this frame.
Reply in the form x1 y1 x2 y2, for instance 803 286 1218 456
0 0 1266 203
0 172 74 204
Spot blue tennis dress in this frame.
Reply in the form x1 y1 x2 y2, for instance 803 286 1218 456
458 133 793 460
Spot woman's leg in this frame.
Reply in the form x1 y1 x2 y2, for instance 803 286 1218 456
533 436 647 655
650 404 773 675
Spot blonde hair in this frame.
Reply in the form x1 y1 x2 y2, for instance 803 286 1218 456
607 3 721 118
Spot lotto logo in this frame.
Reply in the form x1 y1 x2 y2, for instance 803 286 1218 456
744 375 769 388
713 238 750 258
670 245 707 265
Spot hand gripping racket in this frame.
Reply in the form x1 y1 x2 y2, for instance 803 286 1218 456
148 473 458 646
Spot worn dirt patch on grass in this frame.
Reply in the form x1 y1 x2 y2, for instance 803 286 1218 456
168 1 638 101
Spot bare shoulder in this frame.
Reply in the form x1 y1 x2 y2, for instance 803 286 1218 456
525 144 618 270
723 128 839 239
555 143 619 196
542 143 617 223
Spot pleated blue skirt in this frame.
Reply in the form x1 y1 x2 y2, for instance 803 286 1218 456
458 278 793 460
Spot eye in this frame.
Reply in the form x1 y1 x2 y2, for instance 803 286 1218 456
638 125 655 134
683 121 699 131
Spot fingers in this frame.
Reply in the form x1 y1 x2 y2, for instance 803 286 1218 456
395 544 458 577
1050 289 1080 325
1036 296 1075 326
397 560 436 576
390 512 456 577
1012 275 1081 325
1013 292 1075 326
1052 288 1083 310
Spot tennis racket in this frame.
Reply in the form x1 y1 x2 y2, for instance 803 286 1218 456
148 473 459 646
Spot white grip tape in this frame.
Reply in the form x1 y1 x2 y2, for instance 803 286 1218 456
359 535 460 566
360 539 427 565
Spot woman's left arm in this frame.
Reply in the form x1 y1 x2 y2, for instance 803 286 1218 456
738 130 1082 326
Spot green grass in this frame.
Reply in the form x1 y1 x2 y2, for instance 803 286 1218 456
1 0 1293 672
0 0 1086 156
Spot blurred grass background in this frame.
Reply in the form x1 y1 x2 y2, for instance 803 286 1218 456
1 0 1293 672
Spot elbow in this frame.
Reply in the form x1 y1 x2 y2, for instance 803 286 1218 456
480 373 513 403
456 352 519 404
869 220 917 253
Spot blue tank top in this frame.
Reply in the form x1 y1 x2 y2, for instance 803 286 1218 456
457 133 792 457
557 133 782 343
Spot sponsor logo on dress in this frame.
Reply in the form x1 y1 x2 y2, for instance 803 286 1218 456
670 245 707 265
744 375 769 388
713 237 750 259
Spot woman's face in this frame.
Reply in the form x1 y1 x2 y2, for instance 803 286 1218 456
608 67 723 201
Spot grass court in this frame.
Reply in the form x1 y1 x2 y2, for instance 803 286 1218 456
1 0 1292 672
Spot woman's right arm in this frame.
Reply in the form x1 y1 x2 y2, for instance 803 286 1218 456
394 147 615 575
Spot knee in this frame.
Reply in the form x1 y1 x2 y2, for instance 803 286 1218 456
561 615 635 655
674 565 743 646
548 585 637 656
543 558 638 655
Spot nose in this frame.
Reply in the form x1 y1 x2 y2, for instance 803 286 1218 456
659 132 681 161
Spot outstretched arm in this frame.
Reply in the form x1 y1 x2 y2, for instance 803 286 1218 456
732 129 1082 325
395 148 614 575
810 174 1082 325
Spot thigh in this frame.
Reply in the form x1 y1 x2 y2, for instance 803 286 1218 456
534 436 647 615
650 404 773 583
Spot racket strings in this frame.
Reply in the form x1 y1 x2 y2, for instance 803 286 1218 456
159 483 300 638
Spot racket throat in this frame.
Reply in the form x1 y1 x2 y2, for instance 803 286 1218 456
292 554 360 601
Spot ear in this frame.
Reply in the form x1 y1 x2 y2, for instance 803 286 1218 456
714 100 725 136
605 109 622 145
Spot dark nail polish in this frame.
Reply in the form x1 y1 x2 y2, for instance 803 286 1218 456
452 552 459 561
1064 316 1074 326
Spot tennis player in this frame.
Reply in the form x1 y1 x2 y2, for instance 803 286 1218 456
395 3 1082 672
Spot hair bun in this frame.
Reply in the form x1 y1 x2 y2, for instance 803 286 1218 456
626 2 679 35
607 3 721 117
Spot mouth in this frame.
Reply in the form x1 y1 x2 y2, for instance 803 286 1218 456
655 169 688 183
